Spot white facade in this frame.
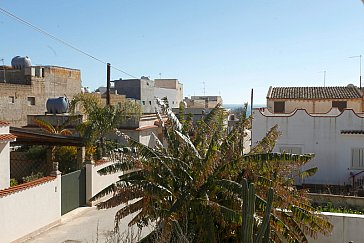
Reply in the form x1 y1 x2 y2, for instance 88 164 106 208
0 122 16 190
252 108 364 185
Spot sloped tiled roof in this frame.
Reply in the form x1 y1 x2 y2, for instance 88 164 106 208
0 134 16 142
0 176 56 197
0 121 10 126
267 86 362 99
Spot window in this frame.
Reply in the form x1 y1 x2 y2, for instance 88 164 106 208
279 146 302 154
149 101 152 105
142 101 145 105
27 97 35 106
274 101 285 113
9 96 14 104
332 101 347 112
352 148 364 169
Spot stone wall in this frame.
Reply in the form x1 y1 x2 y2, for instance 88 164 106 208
0 66 81 127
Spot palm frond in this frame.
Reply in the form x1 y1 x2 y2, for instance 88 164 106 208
114 198 144 231
97 188 144 209
97 161 137 175
298 167 318 179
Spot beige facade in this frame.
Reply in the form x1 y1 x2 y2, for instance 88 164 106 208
0 65 81 127
266 86 363 114
155 79 184 106
267 98 363 114
184 95 223 108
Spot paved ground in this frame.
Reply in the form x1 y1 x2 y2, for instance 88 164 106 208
24 206 152 243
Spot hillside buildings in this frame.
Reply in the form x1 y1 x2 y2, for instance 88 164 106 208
253 85 364 186
0 56 81 127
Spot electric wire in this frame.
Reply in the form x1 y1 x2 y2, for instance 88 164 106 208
0 6 138 79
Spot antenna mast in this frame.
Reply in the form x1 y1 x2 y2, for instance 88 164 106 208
349 55 362 89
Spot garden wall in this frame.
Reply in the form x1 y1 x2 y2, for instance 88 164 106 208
309 193 364 210
0 175 61 242
86 160 123 206
310 212 364 242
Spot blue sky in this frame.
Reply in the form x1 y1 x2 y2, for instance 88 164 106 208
1 1 364 104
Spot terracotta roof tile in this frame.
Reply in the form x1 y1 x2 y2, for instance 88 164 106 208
268 86 362 99
0 176 56 197
0 134 16 142
0 121 10 126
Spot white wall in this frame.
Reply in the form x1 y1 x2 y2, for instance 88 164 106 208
86 161 123 206
253 108 364 185
0 124 11 190
0 176 61 242
0 143 10 190
310 212 364 243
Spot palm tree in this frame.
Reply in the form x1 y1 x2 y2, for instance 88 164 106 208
33 118 73 170
70 93 141 158
92 100 332 242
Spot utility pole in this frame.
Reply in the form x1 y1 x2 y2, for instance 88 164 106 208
0 59 5 83
349 55 362 89
202 81 206 96
250 88 253 146
106 63 111 106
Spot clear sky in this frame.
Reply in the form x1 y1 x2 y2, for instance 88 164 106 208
1 1 364 104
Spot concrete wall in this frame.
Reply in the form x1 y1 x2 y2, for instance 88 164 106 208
0 66 81 127
185 96 223 108
140 79 155 113
114 79 141 100
310 212 364 243
86 161 122 206
309 193 364 210
252 108 364 185
267 98 362 114
155 79 183 106
155 87 180 108
0 176 61 242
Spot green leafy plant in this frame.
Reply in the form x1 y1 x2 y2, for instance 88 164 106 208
22 172 43 183
70 93 141 157
92 101 332 242
10 178 18 187
316 203 364 215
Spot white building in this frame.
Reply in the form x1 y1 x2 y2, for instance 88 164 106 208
253 107 364 186
0 121 16 190
113 77 183 113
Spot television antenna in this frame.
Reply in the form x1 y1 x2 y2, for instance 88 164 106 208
349 55 362 89
319 70 326 87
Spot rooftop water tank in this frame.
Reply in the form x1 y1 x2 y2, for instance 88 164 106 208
11 56 32 69
46 97 69 114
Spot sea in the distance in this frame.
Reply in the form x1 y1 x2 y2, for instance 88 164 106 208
223 104 265 116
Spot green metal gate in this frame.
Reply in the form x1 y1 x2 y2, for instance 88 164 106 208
61 168 86 215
